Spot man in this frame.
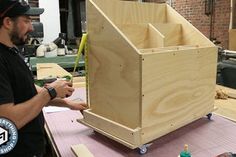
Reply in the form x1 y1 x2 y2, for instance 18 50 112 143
0 0 87 156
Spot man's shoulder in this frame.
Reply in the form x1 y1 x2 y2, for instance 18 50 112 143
0 44 14 60
0 42 9 50
0 44 9 56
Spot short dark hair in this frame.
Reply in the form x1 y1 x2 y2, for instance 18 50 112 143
0 16 18 28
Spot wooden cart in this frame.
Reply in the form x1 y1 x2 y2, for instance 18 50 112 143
80 0 217 154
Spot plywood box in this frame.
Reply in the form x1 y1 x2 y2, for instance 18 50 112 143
80 0 217 150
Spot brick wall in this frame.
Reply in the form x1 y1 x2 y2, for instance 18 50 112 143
212 0 230 48
145 0 231 49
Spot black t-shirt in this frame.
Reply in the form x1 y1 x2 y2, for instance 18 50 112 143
0 43 45 156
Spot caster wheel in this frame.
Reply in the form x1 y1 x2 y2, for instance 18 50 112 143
93 130 99 134
207 113 212 120
138 145 148 155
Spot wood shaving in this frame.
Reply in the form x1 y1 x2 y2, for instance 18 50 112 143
215 89 228 99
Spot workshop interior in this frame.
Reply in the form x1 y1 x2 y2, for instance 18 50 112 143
22 0 236 89
8 0 236 156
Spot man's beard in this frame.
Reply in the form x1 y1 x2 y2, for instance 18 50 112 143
10 25 29 46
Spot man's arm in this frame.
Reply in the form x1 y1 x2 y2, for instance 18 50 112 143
0 87 50 129
0 80 73 129
35 84 88 110
48 98 88 110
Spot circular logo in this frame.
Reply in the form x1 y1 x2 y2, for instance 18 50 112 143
0 117 18 155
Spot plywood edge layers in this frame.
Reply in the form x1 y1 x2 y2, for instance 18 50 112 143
139 45 216 54
87 0 141 128
80 110 141 148
148 23 165 48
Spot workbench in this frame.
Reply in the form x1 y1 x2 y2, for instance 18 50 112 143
44 87 236 157
29 55 85 72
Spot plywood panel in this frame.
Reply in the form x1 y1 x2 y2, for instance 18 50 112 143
80 110 141 147
139 45 200 54
234 0 236 27
148 23 164 48
151 23 182 46
87 0 141 129
141 47 217 143
232 0 236 28
71 144 94 157
91 0 167 24
36 63 72 80
229 29 236 51
117 23 164 49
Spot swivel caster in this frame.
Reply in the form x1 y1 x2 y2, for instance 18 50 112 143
138 145 148 155
207 113 212 120
138 143 152 155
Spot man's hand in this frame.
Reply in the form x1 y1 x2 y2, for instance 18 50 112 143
65 99 88 110
48 80 74 98
64 99 88 115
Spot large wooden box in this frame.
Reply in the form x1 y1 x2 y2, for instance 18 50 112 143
80 0 217 149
